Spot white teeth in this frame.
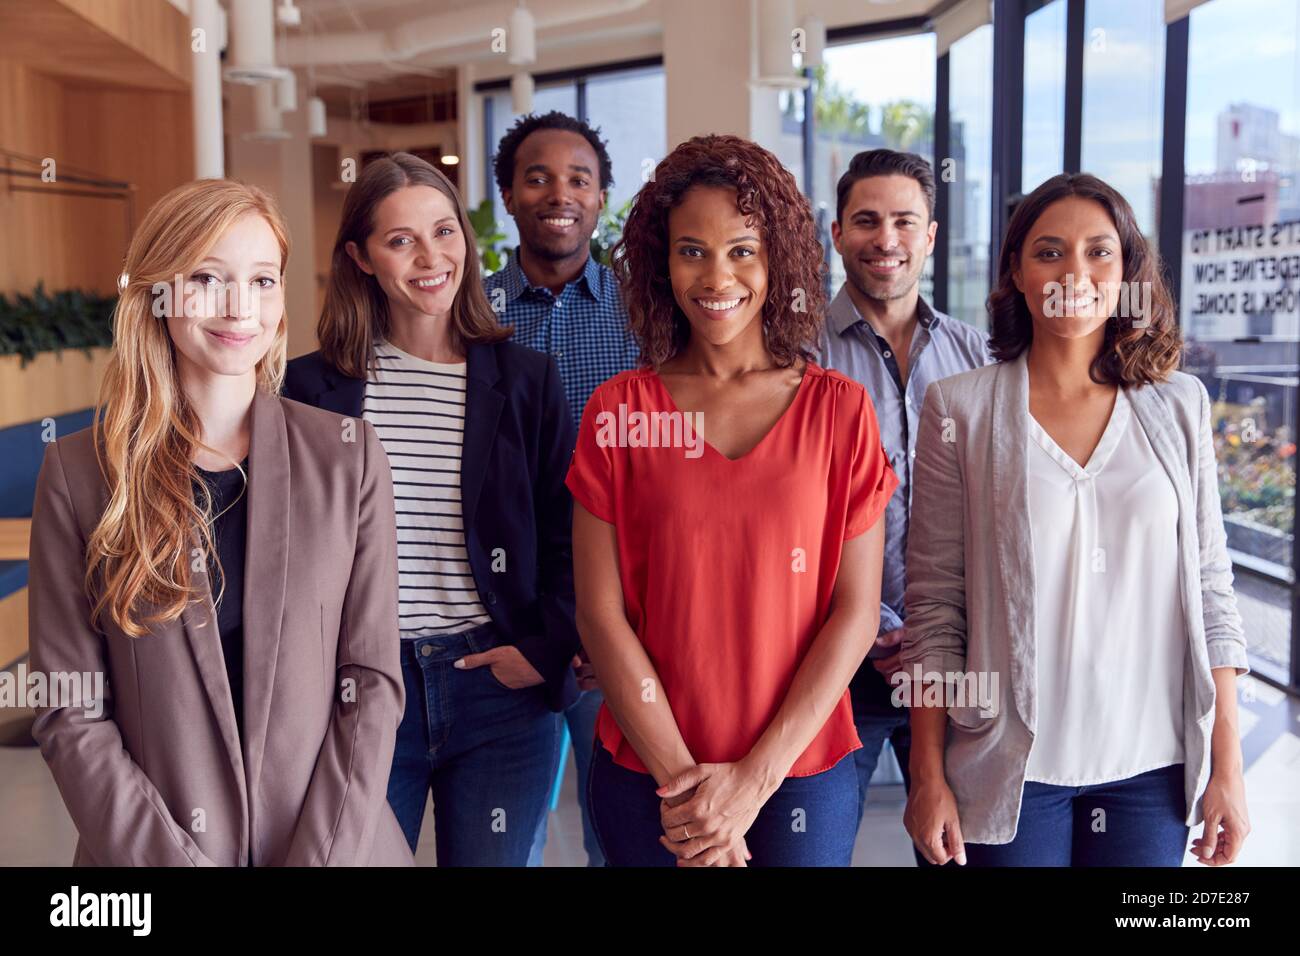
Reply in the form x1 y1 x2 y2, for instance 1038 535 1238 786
542 217 576 226
410 275 448 288
699 298 742 311
869 259 903 267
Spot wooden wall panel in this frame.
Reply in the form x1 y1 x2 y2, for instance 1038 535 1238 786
0 587 28 669
0 0 188 92
1 66 191 297
0 59 74 295
0 348 111 430
63 82 193 288
57 0 192 86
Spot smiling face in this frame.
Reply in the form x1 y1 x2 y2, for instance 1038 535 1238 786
1013 195 1124 344
346 184 466 323
166 211 283 382
502 128 604 261
832 174 936 303
667 185 769 351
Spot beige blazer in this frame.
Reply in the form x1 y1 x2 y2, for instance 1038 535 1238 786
901 354 1249 845
27 388 414 866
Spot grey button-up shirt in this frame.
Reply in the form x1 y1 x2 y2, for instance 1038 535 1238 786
817 284 991 636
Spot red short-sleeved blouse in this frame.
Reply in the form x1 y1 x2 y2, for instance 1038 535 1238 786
565 362 898 778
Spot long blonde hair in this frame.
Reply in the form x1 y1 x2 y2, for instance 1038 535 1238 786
86 178 290 637
318 151 508 379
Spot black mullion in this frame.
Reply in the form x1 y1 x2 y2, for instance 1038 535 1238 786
473 55 663 93
934 51 951 314
990 0 1026 285
802 66 815 201
483 93 496 218
1158 15 1189 316
1063 0 1085 174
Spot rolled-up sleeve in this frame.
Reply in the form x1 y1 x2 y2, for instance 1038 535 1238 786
1191 378 1249 674
901 379 969 677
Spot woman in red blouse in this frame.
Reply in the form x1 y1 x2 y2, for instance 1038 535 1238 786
567 135 898 866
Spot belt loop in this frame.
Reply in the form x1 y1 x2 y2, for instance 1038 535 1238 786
468 621 496 656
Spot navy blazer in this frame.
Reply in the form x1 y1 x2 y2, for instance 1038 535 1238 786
284 340 580 711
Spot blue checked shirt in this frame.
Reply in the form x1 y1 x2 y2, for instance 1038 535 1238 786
484 251 641 430
817 285 992 639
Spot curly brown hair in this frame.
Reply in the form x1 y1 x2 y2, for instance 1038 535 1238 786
988 172 1182 385
611 134 825 367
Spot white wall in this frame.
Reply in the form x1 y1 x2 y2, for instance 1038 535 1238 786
226 75 317 358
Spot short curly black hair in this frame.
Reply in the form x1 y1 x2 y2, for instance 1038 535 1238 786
492 110 614 195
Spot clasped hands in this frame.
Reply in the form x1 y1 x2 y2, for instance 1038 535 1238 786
655 757 779 867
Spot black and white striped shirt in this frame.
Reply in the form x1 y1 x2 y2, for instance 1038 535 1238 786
365 342 490 637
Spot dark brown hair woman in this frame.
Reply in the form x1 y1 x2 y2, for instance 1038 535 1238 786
283 152 580 866
567 134 897 866
901 172 1250 867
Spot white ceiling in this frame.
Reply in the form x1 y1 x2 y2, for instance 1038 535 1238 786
251 0 942 107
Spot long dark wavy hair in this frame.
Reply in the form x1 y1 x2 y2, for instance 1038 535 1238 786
988 172 1181 385
611 134 825 368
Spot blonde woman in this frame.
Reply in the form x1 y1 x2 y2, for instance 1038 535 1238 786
27 179 413 866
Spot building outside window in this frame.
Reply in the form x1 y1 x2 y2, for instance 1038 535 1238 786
1179 0 1300 682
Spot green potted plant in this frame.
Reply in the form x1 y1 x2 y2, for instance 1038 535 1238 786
0 283 117 367
468 197 508 275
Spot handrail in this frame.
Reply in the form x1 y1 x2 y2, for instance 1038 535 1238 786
0 147 136 233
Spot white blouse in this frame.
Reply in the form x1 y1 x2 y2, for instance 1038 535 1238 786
1023 387 1187 786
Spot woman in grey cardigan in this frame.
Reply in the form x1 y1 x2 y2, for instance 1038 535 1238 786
900 173 1251 867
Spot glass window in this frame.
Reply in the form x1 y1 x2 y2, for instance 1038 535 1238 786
1022 0 1067 194
1180 0 1300 680
1081 0 1165 238
948 23 995 331
583 66 667 222
806 32 937 296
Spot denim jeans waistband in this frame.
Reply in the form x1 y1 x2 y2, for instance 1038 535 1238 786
401 621 501 666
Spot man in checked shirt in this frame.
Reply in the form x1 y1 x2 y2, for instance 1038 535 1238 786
485 111 640 867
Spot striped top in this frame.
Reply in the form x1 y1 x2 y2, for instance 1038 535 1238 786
364 341 490 637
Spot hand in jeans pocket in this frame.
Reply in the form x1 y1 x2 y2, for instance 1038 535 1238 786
572 651 599 692
455 645 544 689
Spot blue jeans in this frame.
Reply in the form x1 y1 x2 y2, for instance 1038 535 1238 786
852 710 913 817
587 743 859 867
528 688 605 866
851 678 933 867
964 764 1191 866
386 622 562 866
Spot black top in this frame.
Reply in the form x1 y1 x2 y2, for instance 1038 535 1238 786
194 457 249 741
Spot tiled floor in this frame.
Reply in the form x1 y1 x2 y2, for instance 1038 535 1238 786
3 674 1297 866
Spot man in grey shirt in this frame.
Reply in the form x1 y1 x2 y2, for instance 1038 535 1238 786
816 149 990 860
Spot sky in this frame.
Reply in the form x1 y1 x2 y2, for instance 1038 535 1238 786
1184 0 1300 175
822 32 936 109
